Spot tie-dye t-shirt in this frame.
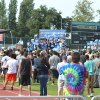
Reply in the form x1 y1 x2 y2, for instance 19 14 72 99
59 63 86 96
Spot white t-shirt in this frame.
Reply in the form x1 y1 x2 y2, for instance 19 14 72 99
1 56 11 68
57 61 67 80
6 59 18 74
18 40 23 45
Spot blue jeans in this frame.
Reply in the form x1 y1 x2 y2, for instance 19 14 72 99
39 75 48 96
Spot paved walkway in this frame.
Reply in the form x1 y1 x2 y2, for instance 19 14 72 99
0 83 57 100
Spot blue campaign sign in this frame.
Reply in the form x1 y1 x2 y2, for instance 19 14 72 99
39 29 66 39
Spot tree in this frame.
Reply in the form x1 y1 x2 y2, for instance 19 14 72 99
8 0 17 36
0 0 7 29
97 10 100 22
62 17 72 32
72 0 94 22
26 8 41 35
26 5 62 36
46 7 61 29
26 6 48 36
18 0 34 37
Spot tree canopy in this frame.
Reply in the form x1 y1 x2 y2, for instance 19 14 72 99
0 0 7 29
72 0 94 22
8 0 17 36
0 0 99 37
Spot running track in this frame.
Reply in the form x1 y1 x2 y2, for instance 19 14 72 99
0 84 57 100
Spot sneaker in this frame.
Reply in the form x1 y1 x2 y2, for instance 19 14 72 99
90 93 94 97
2 87 6 90
87 95 91 97
10 87 13 90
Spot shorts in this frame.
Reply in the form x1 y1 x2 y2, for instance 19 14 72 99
85 78 89 88
86 75 94 88
50 69 58 79
19 75 31 86
6 73 16 81
58 79 64 91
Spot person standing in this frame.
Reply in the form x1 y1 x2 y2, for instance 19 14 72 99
27 40 31 52
67 51 72 63
60 48 67 62
84 55 96 97
18 52 32 96
80 51 86 65
17 38 24 51
1 50 11 81
59 52 86 99
16 50 25 82
34 50 42 83
34 36 39 50
18 38 23 46
57 55 68 96
49 50 60 85
2 53 18 90
93 53 100 88
38 55 50 96
16 51 25 63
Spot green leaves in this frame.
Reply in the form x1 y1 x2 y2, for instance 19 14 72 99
0 0 7 29
97 10 100 22
26 5 62 36
18 0 34 37
8 0 17 36
72 0 94 22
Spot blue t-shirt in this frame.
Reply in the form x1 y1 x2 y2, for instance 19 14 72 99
84 60 95 75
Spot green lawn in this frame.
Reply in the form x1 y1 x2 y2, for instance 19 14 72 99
29 81 100 100
0 78 100 100
32 81 100 100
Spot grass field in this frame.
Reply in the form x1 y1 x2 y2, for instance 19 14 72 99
31 81 100 100
17 80 100 100
0 78 100 100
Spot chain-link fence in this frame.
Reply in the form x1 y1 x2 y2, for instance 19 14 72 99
1 37 33 48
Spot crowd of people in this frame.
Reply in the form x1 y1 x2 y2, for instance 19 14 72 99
0 44 100 99
17 37 68 52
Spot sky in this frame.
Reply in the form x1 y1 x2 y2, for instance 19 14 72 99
5 0 100 21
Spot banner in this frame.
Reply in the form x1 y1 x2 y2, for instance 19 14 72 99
39 29 66 39
0 34 3 41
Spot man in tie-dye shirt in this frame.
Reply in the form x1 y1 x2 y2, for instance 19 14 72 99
59 52 86 99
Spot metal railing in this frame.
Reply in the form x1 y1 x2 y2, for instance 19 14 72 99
0 95 86 100
91 95 100 100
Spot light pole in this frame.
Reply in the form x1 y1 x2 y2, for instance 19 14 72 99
3 33 5 47
61 18 62 29
10 31 13 45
